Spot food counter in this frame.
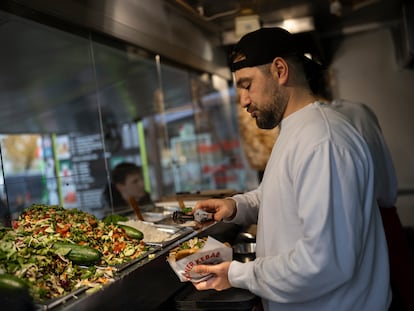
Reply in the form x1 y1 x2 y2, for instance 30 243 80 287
2 201 257 311
50 221 243 311
47 240 184 310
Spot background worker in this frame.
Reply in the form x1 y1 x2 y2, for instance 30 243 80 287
102 162 153 215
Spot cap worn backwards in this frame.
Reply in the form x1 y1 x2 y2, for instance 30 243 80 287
229 27 322 72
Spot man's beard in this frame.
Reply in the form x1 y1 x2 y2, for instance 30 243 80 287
255 91 287 129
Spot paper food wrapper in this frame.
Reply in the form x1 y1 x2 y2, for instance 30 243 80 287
167 236 232 282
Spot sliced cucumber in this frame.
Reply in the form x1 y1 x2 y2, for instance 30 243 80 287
0 273 28 291
118 224 144 240
53 242 102 265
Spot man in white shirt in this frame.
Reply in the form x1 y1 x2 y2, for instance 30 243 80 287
192 27 391 311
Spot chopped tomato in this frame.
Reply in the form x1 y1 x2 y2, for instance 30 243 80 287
12 220 19 229
113 242 126 254
56 223 71 236
88 218 97 227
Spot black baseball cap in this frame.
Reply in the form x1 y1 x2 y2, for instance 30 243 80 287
229 27 323 73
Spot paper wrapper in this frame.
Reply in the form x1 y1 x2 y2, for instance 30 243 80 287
167 236 232 282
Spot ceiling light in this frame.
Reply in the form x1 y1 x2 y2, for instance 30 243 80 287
266 16 315 33
330 0 343 16
222 16 314 45
234 14 261 38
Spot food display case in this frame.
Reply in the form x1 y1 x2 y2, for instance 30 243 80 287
0 4 257 309
2 199 255 311
49 221 243 311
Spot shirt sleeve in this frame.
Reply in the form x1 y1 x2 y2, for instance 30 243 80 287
227 187 261 226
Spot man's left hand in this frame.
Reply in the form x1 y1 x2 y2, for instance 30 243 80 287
192 261 232 291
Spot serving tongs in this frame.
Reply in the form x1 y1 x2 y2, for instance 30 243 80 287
172 209 214 224
128 196 144 221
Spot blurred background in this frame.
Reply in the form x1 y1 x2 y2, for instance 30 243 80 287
0 0 413 227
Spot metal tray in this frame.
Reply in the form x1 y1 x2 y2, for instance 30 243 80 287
35 287 88 310
141 211 173 223
144 224 194 247
34 244 161 310
33 222 193 310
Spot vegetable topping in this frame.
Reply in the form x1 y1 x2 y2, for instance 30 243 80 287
0 204 148 302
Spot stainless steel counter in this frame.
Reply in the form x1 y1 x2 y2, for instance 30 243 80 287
41 221 242 311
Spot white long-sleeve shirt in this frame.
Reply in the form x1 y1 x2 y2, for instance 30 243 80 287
228 102 391 311
330 99 398 207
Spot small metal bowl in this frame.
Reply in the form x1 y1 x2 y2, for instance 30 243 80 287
238 232 256 242
233 243 256 262
233 242 256 253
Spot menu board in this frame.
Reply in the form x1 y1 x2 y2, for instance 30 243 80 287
42 135 59 206
55 133 107 211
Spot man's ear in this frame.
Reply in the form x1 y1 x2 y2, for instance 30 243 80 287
271 57 289 85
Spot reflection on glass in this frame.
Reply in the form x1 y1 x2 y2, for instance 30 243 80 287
0 9 255 225
0 134 47 220
150 65 249 196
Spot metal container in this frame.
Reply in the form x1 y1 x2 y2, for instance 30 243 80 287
233 242 256 263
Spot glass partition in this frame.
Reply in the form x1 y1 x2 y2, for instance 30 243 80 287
0 9 257 225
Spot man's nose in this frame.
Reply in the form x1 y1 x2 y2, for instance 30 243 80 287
239 90 251 108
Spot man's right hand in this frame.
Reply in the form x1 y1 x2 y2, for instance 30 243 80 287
193 198 237 222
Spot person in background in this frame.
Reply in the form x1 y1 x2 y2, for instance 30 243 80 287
102 162 153 213
323 98 414 310
327 99 398 207
191 27 391 310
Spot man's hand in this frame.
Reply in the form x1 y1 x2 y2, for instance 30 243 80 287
193 198 237 222
192 261 232 291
